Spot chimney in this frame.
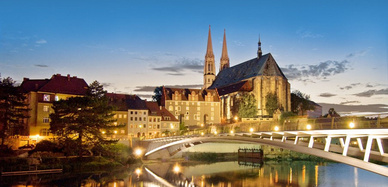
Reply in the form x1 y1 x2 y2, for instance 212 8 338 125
23 77 29 81
67 74 70 81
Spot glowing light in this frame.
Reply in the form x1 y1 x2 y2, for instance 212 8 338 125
201 132 204 136
135 168 142 175
114 130 118 134
201 123 204 127
306 124 312 130
230 130 234 134
214 131 217 135
250 128 254 133
101 131 106 134
234 116 238 121
274 126 279 131
349 122 355 128
173 164 181 173
134 148 142 157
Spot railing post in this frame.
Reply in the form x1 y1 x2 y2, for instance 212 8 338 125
342 136 351 156
324 136 331 152
357 138 364 151
376 137 385 155
364 136 373 162
294 136 299 145
308 136 315 148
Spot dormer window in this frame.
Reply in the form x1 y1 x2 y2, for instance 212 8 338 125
43 94 50 101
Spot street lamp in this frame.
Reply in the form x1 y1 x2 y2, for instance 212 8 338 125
274 126 279 131
234 116 238 122
349 122 355 128
249 128 254 133
306 124 312 130
230 130 234 134
134 148 143 157
173 164 181 173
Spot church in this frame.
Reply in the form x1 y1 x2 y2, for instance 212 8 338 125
205 26 291 122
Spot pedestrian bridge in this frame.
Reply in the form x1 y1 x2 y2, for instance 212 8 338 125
142 129 388 177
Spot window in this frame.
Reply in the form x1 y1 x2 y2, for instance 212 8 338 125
43 106 49 112
144 112 146 115
43 117 49 123
135 117 137 121
149 125 152 129
135 111 137 115
157 118 160 122
175 106 181 111
153 125 156 129
157 125 160 129
124 115 127 118
114 122 117 125
114 115 117 119
143 124 146 128
55 96 59 101
130 125 133 128
130 111 133 114
149 118 152 122
121 130 125 134
40 128 50 136
118 114 122 118
186 106 189 110
143 117 146 121
169 106 173 111
211 107 214 111
130 117 133 121
43 94 50 101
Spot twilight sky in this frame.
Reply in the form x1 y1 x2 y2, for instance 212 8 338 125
1 0 387 114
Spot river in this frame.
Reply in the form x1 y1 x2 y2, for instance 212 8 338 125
1 160 387 186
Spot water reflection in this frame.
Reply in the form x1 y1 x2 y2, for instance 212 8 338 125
2 161 388 186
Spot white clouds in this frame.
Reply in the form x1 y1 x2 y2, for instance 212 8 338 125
35 39 47 44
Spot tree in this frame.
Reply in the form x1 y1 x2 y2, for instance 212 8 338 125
265 92 278 117
152 86 163 105
291 90 315 115
50 81 115 157
0 77 29 146
236 93 257 118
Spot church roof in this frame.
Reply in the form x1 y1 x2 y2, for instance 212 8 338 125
208 53 287 89
216 81 253 96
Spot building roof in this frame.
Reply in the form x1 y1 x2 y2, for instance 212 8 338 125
20 74 88 95
208 53 287 89
106 93 148 110
146 101 179 122
162 87 219 102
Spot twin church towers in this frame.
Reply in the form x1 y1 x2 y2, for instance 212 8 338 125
203 26 230 89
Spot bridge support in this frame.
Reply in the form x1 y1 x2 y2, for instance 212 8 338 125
324 136 331 152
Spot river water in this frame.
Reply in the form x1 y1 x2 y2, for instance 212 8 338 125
1 160 387 187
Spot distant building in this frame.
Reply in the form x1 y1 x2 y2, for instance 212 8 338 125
20 74 88 142
107 93 179 139
161 87 221 127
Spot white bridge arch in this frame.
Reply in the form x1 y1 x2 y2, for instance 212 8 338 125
143 129 388 177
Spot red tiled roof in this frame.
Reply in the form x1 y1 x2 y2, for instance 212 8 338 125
20 74 88 95
106 93 147 110
146 101 178 121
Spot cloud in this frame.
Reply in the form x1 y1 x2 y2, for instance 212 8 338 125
353 88 388 97
296 29 323 38
35 64 48 68
282 60 350 81
35 39 47 44
319 93 336 97
346 50 368 58
339 101 360 105
133 84 203 92
339 83 361 90
151 58 203 75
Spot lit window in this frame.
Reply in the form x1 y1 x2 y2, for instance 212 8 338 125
169 106 173 111
186 107 189 110
124 115 127 118
114 122 118 125
43 106 49 112
40 128 50 136
55 96 59 101
121 130 125 134
43 117 49 123
118 114 122 118
43 94 50 101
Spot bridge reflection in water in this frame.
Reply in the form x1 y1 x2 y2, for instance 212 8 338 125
126 161 388 187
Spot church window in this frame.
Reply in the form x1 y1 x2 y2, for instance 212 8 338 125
169 106 173 111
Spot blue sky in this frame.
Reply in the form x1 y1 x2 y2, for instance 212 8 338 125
1 0 387 114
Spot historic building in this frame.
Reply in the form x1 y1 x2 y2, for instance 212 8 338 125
206 29 291 122
20 74 88 141
161 87 221 127
107 93 179 139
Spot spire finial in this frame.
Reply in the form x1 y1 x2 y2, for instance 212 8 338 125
257 34 262 58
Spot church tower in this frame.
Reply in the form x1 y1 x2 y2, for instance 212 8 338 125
220 29 230 72
204 26 216 89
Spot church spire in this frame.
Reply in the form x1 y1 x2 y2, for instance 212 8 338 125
203 25 216 89
206 25 214 58
257 35 262 58
220 29 230 72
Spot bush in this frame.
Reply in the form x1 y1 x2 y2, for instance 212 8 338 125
35 140 61 152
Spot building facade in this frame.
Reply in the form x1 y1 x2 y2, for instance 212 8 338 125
161 87 221 127
20 74 88 142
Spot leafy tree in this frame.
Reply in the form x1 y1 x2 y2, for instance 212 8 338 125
0 77 29 146
265 92 278 117
323 108 340 118
291 90 315 115
49 81 115 157
236 93 257 118
152 86 163 105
